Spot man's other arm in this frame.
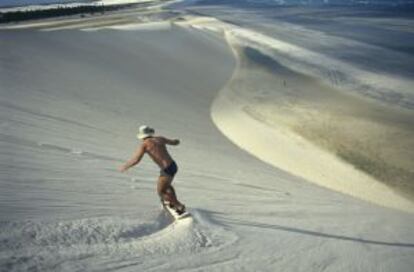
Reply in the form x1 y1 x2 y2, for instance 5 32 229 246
163 137 180 146
119 144 146 172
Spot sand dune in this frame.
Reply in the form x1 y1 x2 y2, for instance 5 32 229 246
179 15 414 212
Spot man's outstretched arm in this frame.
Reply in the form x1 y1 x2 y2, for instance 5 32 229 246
119 145 145 172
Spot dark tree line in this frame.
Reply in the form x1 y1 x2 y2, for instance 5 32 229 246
0 4 129 23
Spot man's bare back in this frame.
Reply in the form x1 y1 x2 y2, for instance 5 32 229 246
143 137 179 170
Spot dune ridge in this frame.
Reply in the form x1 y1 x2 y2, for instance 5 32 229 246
176 17 414 212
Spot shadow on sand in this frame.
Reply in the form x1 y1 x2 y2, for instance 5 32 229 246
220 217 414 248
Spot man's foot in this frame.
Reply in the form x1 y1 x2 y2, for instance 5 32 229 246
162 200 175 209
174 204 186 215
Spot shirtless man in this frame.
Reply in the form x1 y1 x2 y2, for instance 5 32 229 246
119 125 185 213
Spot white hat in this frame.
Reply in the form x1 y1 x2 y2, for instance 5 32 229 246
137 125 155 140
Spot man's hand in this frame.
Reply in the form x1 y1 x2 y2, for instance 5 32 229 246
118 164 128 173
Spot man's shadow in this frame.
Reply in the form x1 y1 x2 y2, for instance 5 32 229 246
197 209 414 248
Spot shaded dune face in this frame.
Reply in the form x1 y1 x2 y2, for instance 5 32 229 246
236 46 414 201
212 33 414 211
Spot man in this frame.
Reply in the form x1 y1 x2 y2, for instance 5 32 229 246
119 125 185 213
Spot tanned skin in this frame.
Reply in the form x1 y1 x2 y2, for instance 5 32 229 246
119 136 184 209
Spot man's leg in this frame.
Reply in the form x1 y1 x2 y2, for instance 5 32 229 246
157 175 182 207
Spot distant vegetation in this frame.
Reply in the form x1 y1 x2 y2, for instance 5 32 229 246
0 4 132 24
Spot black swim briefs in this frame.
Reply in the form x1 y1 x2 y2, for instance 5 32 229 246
160 161 178 177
